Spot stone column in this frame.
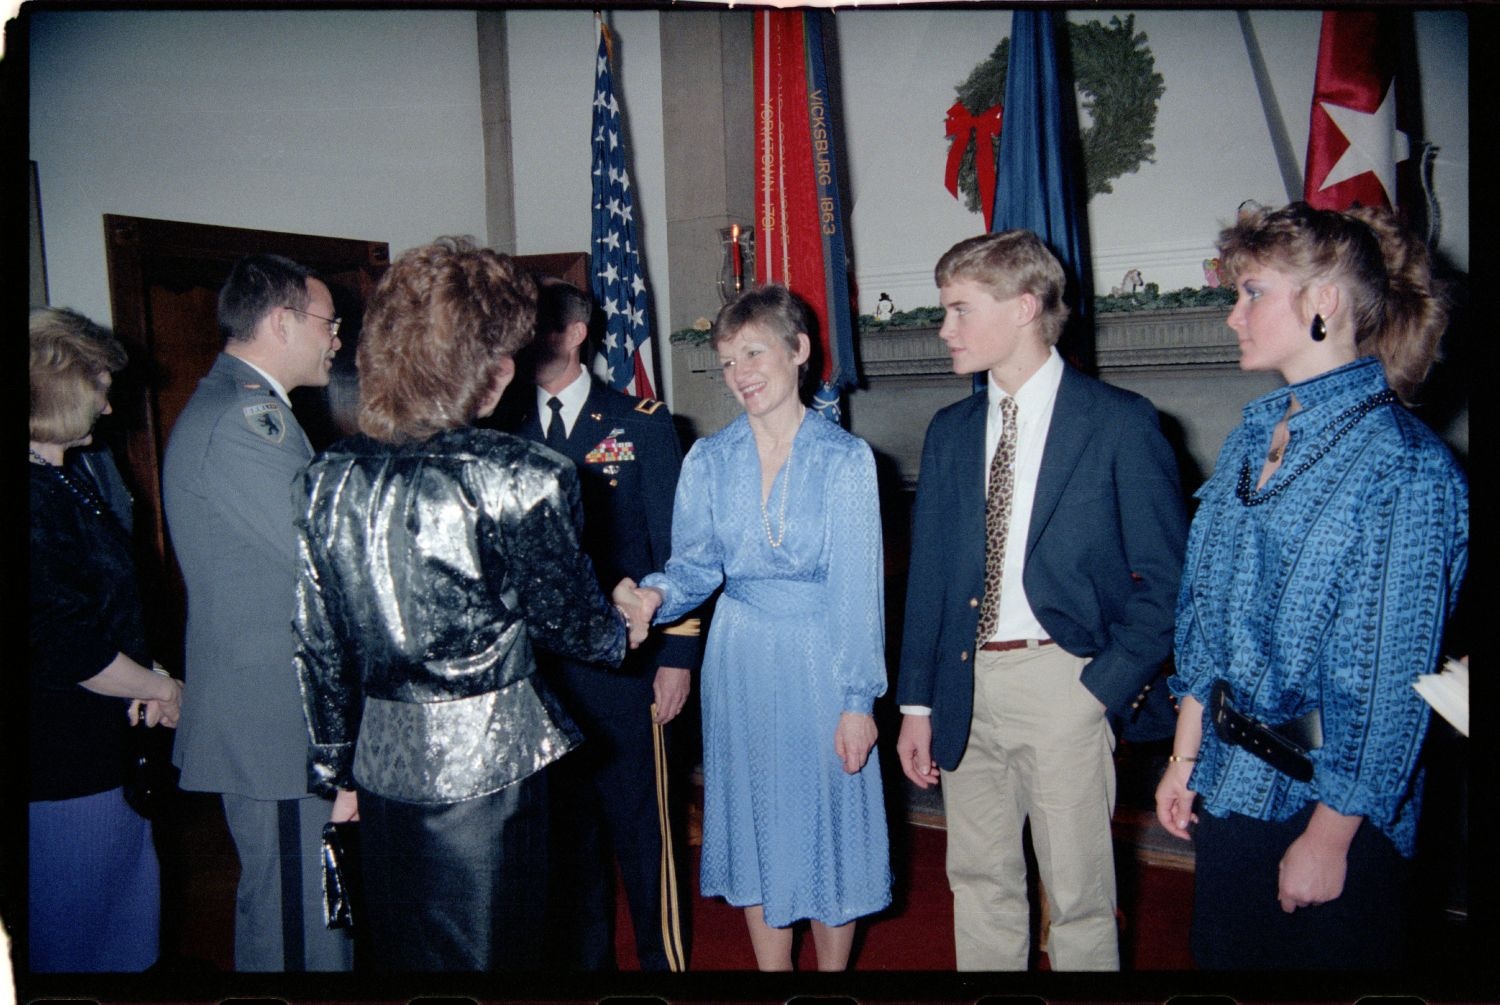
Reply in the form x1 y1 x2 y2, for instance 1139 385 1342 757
658 11 754 337
476 11 517 254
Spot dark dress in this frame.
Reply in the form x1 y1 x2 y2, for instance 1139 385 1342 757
293 427 626 971
28 459 160 972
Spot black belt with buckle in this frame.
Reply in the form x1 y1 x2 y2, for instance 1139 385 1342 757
1209 679 1322 783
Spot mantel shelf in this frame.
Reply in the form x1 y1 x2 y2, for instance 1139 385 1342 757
677 306 1236 380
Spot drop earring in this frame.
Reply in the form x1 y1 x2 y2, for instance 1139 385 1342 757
1310 313 1327 342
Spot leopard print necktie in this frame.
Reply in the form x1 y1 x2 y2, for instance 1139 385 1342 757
975 396 1018 642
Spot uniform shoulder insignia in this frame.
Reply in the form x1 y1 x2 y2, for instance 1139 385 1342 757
242 401 286 443
634 398 664 415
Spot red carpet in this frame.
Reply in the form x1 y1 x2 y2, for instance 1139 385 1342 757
613 818 1196 971
156 790 1196 973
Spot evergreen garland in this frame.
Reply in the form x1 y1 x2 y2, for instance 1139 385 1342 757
953 14 1165 211
1091 284 1237 313
669 288 1237 344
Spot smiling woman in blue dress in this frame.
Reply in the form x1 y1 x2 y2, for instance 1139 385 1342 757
617 285 891 971
1155 203 1468 969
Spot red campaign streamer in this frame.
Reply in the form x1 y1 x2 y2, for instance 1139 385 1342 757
944 101 1004 230
755 10 837 384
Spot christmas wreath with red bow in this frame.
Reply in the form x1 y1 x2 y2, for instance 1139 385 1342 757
946 14 1165 221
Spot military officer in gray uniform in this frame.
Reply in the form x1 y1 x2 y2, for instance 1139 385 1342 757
163 254 352 971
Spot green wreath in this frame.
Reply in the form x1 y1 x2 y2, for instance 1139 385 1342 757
953 14 1164 210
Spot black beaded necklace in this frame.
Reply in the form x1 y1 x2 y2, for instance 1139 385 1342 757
1235 389 1398 506
30 447 111 519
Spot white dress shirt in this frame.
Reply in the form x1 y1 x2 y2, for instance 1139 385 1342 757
983 347 1064 642
537 366 592 439
903 348 1065 716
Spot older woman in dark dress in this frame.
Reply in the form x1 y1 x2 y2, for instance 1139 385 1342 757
292 237 631 971
28 307 183 972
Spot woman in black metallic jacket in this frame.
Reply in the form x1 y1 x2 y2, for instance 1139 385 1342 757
292 237 630 971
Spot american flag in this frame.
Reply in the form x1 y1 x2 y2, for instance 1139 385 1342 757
590 25 656 399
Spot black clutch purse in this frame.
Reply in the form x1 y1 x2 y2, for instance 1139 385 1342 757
320 820 362 930
123 718 179 819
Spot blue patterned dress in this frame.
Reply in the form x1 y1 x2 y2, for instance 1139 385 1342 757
643 412 891 927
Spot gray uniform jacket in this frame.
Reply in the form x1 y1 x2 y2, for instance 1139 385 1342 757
163 352 315 799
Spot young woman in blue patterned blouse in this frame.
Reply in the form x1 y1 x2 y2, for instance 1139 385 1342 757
1154 203 1468 969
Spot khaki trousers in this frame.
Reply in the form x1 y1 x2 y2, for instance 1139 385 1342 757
942 643 1119 971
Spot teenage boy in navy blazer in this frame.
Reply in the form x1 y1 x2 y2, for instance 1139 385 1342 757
896 231 1186 970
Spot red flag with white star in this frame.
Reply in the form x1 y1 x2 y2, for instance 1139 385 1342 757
1303 11 1408 211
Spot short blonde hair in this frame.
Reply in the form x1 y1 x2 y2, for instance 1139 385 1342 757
935 230 1070 345
357 237 538 442
30 307 127 445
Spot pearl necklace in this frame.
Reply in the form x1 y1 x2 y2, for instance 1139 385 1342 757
30 447 110 519
1235 390 1397 506
760 443 794 549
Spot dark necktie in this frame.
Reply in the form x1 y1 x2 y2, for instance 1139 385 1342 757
545 397 568 451
975 396 1018 643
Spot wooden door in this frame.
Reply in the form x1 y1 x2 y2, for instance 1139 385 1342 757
515 251 589 289
103 215 388 670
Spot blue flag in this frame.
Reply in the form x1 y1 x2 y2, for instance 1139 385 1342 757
591 26 656 398
991 10 1092 373
803 11 857 422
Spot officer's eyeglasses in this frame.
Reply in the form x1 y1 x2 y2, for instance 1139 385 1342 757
291 308 342 339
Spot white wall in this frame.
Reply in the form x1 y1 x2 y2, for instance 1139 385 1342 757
28 8 1468 359
836 9 1468 314
1409 10 1470 268
29 9 489 327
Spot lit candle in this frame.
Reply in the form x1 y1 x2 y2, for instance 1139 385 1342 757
730 223 744 290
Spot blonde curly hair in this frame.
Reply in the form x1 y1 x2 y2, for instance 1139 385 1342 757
1218 202 1448 404
357 237 538 442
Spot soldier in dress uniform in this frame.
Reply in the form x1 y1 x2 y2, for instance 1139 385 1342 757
492 278 701 972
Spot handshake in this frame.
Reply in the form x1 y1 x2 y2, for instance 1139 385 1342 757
612 577 664 650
